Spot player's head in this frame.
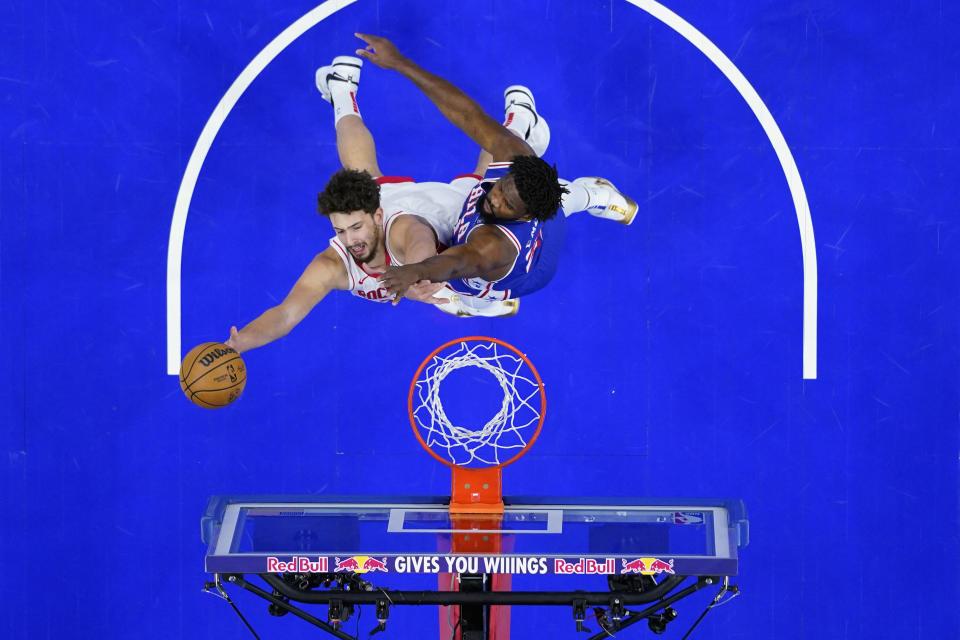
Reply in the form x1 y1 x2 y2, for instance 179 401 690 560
318 169 383 264
481 156 566 222
318 168 381 216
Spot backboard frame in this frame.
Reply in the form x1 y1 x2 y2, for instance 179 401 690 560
202 494 748 576
202 494 747 638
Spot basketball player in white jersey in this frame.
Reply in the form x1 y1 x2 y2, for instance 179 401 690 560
225 59 474 353
227 39 639 351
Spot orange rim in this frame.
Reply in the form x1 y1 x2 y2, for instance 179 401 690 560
408 336 545 469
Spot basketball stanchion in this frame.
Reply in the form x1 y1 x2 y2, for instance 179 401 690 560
200 336 747 640
409 336 546 640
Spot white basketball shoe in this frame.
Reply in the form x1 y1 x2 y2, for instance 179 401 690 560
571 177 638 225
315 56 363 104
504 85 550 157
435 293 520 318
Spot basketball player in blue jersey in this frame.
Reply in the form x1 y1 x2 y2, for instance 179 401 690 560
346 33 637 310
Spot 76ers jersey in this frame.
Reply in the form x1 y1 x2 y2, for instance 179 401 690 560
446 162 566 300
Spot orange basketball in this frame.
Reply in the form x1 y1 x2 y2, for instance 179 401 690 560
179 342 246 408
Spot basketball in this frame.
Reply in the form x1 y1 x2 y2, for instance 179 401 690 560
179 342 246 408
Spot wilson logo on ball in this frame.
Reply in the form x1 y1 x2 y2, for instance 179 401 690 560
198 347 236 368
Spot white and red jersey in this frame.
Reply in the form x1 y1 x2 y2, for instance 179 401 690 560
329 221 399 303
328 176 476 303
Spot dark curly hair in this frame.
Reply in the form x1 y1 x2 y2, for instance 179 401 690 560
509 155 567 222
317 169 381 217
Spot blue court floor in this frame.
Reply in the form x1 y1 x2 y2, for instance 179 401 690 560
2 1 958 638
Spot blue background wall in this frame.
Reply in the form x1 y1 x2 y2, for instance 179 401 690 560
2 0 957 638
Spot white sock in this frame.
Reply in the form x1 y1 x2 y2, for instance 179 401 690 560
559 178 590 216
503 105 535 141
330 84 361 125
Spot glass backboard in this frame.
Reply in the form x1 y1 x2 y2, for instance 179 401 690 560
203 495 748 577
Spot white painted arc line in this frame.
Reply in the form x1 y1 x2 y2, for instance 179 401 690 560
167 0 817 379
166 0 358 375
625 0 818 379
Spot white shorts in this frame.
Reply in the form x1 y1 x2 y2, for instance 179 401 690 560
433 285 520 318
379 176 478 246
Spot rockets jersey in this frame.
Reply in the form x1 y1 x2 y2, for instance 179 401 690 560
328 209 403 303
446 161 567 300
327 176 470 303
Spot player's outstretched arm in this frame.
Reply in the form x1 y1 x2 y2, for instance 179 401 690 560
378 226 516 298
226 248 347 353
355 33 532 163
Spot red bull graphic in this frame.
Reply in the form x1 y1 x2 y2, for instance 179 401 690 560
361 557 389 572
621 558 647 573
621 557 675 575
265 556 328 573
646 558 675 574
553 558 616 574
333 557 360 572
258 555 682 575
334 555 389 573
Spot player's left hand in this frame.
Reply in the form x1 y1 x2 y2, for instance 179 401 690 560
354 33 407 70
379 265 423 301
404 280 450 305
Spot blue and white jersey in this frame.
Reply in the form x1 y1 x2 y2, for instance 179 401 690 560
446 162 566 300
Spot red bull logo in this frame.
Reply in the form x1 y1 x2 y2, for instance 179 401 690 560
265 556 328 573
553 558 616 575
333 555 389 573
621 557 675 575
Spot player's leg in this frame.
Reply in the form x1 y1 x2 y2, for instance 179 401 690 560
560 177 638 225
335 116 383 177
316 56 383 177
473 85 551 175
476 85 635 225
473 149 493 176
503 86 550 157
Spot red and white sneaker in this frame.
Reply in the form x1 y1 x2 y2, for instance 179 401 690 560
315 55 363 104
504 85 550 157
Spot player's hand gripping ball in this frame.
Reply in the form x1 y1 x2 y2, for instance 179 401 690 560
179 342 246 408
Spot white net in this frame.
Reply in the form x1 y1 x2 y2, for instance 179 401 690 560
412 340 543 468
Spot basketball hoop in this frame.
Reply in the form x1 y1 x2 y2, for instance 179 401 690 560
409 336 545 513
